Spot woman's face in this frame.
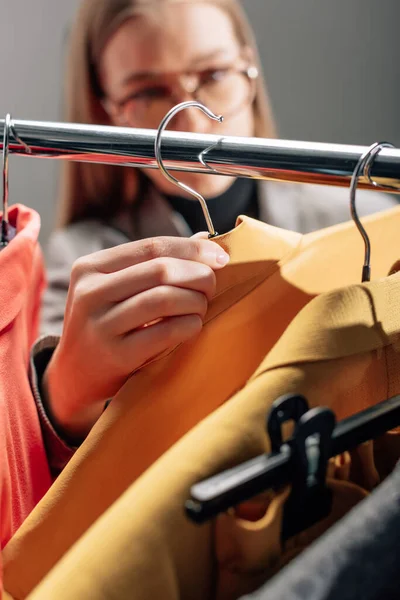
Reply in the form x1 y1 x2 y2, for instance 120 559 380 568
99 2 256 198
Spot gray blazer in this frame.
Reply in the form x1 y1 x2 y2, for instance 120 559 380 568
42 181 398 336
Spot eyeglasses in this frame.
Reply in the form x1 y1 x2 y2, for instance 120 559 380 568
105 64 258 129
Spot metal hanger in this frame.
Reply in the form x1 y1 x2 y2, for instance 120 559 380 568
1 114 31 249
349 141 395 282
154 100 224 238
0 114 27 249
1 114 11 248
363 143 397 192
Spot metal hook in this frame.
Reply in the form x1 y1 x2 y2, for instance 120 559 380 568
10 122 32 154
363 142 397 192
350 141 396 283
198 140 221 174
154 100 224 238
1 114 11 248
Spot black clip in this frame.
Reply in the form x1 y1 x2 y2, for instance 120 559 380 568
267 393 310 453
281 406 336 541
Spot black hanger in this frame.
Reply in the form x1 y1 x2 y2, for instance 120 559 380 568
185 393 400 527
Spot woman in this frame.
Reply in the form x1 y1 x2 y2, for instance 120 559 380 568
43 0 396 335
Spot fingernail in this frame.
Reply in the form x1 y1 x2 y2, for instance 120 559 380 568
216 250 230 266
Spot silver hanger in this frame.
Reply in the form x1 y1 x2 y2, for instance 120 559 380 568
1 114 11 248
154 100 224 238
1 115 32 249
363 143 396 191
349 141 396 283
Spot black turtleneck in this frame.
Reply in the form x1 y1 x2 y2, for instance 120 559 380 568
165 177 259 235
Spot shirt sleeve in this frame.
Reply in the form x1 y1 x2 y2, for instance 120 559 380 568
30 336 79 477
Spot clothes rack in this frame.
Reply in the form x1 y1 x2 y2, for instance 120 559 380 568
1 118 400 192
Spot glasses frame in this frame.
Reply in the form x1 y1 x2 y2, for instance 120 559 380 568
104 64 259 126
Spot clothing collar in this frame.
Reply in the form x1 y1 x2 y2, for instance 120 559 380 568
257 270 400 376
206 215 302 323
0 205 43 333
207 201 400 365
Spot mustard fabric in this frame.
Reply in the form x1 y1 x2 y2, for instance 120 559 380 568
25 479 367 600
5 232 400 598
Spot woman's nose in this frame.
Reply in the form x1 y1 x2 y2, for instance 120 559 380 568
170 88 215 134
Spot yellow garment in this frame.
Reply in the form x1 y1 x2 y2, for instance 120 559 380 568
26 479 367 600
5 255 400 599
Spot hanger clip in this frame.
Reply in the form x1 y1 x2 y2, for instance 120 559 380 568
267 393 310 453
275 403 336 541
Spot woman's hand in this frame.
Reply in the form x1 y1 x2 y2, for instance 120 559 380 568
43 236 229 441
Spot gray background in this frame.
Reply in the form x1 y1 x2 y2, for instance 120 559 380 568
0 0 399 244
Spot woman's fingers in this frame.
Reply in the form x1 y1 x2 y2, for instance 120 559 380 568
99 286 208 336
118 314 203 369
45 234 231 440
72 236 229 276
89 257 217 305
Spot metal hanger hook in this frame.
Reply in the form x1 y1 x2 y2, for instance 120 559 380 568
154 100 224 238
1 113 12 247
350 141 394 283
363 142 396 191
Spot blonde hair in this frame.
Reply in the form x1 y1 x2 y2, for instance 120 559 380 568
58 0 277 227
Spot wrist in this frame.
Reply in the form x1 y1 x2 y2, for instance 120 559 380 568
42 354 104 444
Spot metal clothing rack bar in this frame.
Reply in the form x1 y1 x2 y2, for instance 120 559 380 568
1 118 400 191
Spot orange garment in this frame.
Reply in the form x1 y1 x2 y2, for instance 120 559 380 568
4 208 400 598
0 206 51 593
12 269 400 600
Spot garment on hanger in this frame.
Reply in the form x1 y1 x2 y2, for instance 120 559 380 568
242 461 400 600
5 210 400 598
22 463 369 600
0 205 51 544
0 205 52 592
209 269 400 598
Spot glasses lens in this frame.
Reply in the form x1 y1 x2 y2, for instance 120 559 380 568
196 71 254 118
121 70 254 128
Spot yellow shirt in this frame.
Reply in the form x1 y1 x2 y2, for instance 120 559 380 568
14 268 400 600
5 208 400 598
